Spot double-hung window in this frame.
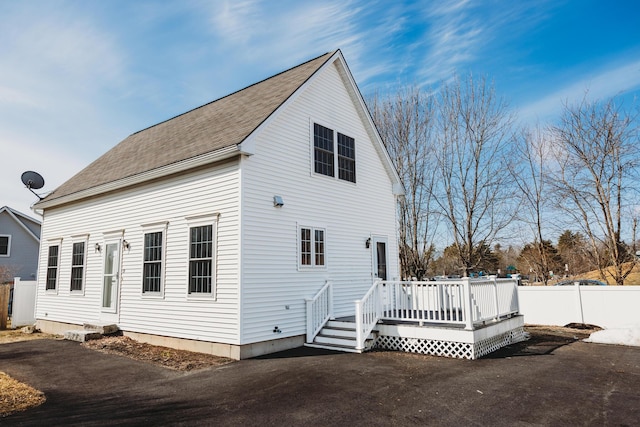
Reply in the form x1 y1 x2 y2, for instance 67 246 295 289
337 133 356 182
313 123 356 183
187 215 218 297
299 226 325 268
0 235 10 257
46 244 60 291
70 240 87 292
143 231 164 294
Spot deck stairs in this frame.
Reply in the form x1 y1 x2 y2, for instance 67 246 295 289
305 319 377 353
63 322 119 342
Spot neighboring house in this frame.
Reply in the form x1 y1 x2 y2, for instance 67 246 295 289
33 50 405 358
0 206 41 281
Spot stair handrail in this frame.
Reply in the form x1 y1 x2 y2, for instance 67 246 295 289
355 279 382 351
305 280 333 343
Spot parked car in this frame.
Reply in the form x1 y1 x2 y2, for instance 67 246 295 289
554 279 608 286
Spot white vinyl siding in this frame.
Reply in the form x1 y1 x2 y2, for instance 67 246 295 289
35 163 241 344
240 61 398 344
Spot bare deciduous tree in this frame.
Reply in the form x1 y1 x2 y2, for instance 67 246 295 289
370 87 439 279
434 74 517 276
0 265 19 284
550 95 639 285
509 126 557 284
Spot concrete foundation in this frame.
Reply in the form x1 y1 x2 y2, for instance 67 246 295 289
36 318 305 360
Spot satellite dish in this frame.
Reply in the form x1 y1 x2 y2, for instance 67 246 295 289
21 171 45 200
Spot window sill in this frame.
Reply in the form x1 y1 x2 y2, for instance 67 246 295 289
141 293 165 300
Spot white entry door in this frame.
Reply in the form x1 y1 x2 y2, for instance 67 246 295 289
102 240 121 313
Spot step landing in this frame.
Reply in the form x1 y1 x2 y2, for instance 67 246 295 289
63 330 103 342
63 323 119 342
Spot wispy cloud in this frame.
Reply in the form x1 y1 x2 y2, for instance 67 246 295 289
415 2 556 86
203 0 404 88
519 58 640 123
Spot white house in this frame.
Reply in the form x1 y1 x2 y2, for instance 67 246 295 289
33 50 406 358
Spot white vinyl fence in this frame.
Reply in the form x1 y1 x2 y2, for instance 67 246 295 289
11 278 37 328
518 284 640 329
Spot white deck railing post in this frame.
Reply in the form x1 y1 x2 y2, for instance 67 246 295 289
512 279 520 313
491 275 500 320
328 281 334 319
463 278 474 330
376 279 384 317
305 297 313 342
355 299 363 351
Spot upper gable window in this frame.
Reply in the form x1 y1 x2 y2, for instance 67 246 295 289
337 133 356 183
313 123 356 183
314 123 334 177
0 235 10 257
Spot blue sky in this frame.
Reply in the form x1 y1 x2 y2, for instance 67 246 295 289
2 0 640 220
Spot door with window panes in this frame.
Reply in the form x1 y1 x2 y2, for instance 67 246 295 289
372 236 388 280
102 239 121 314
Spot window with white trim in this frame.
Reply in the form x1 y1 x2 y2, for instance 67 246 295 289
70 241 86 292
188 222 215 295
46 244 60 291
0 235 10 257
313 123 356 183
143 231 164 294
299 226 325 268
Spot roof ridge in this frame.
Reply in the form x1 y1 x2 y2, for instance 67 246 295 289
131 50 336 137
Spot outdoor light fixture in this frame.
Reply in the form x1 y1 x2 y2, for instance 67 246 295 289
123 240 130 250
95 243 101 253
273 195 284 207
366 238 371 249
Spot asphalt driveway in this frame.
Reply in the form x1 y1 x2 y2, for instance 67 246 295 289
1 336 639 426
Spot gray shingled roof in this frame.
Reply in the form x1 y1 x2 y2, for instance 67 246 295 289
41 51 335 205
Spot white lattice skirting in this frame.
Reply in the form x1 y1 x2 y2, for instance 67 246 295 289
374 326 527 360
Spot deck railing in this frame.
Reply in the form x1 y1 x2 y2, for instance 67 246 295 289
378 277 519 330
354 279 383 350
308 277 520 350
469 277 520 323
305 280 333 342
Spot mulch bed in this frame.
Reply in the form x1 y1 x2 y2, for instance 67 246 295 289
82 336 235 371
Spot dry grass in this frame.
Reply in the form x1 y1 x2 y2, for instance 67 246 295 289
0 328 57 344
578 262 640 285
0 372 46 417
542 262 640 285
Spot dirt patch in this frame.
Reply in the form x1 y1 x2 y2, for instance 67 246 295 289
486 324 602 358
0 372 46 417
525 323 601 343
82 336 235 371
